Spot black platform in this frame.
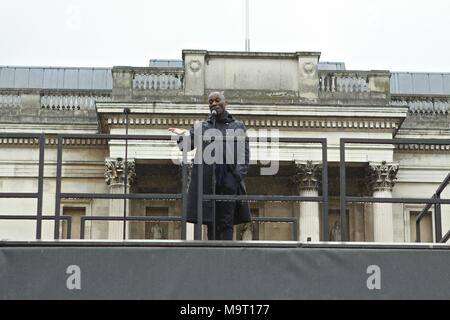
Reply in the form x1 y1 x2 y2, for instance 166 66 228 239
1 241 449 299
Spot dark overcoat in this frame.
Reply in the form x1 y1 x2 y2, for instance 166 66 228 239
178 111 251 225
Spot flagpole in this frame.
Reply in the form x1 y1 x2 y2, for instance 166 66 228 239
245 0 250 52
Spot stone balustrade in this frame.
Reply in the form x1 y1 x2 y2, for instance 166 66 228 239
391 95 449 114
40 93 112 110
319 71 370 93
132 68 184 90
0 93 21 107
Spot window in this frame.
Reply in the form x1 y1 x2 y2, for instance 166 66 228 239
410 211 433 243
145 207 169 239
237 208 260 241
61 207 86 239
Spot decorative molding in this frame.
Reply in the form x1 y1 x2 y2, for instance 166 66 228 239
396 144 450 151
105 157 136 186
319 71 369 93
391 96 449 114
132 67 184 90
105 116 398 130
303 62 315 75
41 94 112 110
367 161 399 192
188 60 202 72
292 161 322 191
95 102 408 119
0 93 21 107
0 138 108 146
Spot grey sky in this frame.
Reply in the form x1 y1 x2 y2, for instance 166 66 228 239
0 0 449 72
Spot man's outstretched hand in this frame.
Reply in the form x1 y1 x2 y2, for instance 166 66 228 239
168 128 188 135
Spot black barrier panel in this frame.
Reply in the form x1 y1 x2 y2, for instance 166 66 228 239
0 133 45 239
340 138 450 242
1 242 450 299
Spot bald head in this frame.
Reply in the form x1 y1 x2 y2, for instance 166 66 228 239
208 91 227 116
208 91 226 101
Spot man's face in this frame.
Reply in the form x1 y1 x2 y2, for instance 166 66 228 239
208 93 226 115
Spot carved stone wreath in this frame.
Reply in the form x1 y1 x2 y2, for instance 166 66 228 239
189 60 202 73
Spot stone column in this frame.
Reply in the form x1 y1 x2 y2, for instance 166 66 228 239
293 161 322 242
105 158 136 240
367 161 399 243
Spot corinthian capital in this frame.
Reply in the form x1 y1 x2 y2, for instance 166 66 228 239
292 161 322 191
367 161 399 192
105 157 136 186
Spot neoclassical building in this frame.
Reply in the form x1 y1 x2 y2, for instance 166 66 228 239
0 50 449 243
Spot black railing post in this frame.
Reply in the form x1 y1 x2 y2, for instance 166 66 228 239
181 141 188 240
123 108 130 241
434 196 442 242
292 219 298 241
54 135 63 240
322 139 329 241
416 218 422 243
340 139 348 241
196 162 203 240
36 133 45 240
66 216 72 240
80 216 86 240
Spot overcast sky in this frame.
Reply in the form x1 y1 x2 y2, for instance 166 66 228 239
1 0 449 72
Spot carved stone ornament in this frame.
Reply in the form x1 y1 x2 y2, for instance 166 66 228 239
303 62 316 75
105 158 136 186
367 161 399 192
189 60 202 72
292 161 322 191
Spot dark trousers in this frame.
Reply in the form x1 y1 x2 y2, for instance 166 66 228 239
207 185 237 240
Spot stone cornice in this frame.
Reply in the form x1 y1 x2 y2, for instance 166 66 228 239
96 102 408 118
104 115 400 131
182 50 321 59
0 137 108 146
396 145 450 151
0 124 104 146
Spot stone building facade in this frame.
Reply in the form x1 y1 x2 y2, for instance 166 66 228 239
1 50 449 242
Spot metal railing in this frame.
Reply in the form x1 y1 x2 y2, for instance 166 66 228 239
55 134 327 241
0 133 45 239
416 173 450 243
54 133 185 240
340 138 450 242
0 215 72 239
252 217 298 241
80 216 182 240
6 133 450 243
196 136 328 241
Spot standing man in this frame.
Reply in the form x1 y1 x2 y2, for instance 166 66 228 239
169 92 251 240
